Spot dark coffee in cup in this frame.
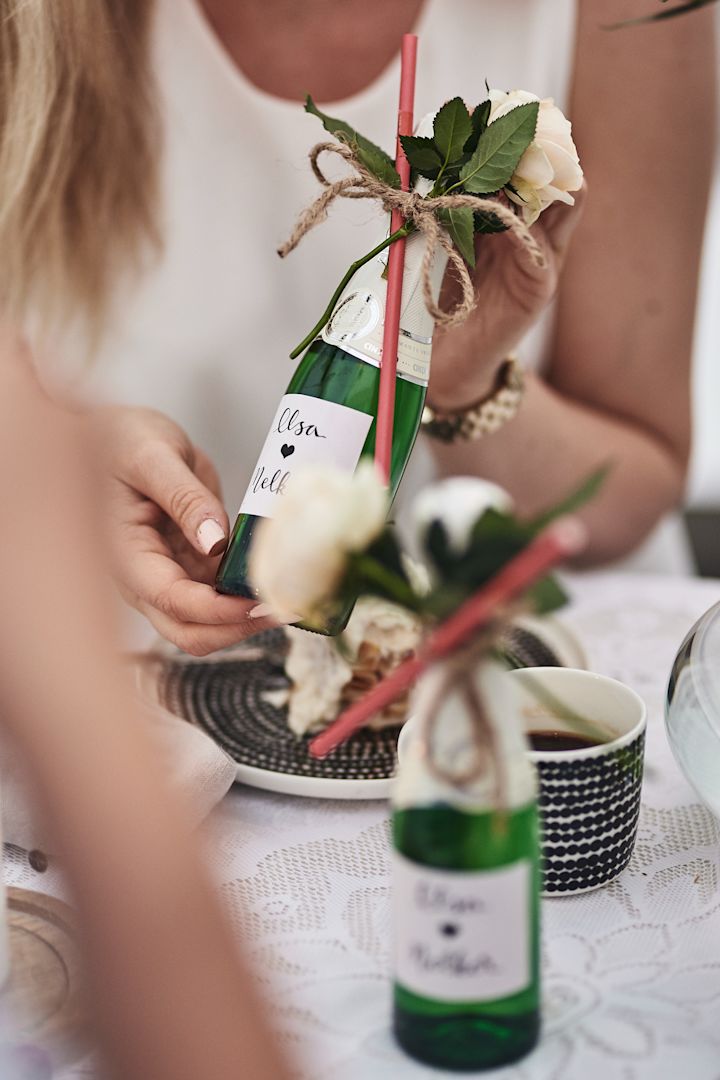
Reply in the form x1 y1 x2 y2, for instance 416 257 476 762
528 730 599 753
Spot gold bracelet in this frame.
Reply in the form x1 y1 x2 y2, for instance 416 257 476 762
421 356 525 443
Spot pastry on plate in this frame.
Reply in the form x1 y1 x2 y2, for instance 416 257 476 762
284 598 422 735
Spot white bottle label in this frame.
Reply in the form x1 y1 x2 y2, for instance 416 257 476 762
239 393 373 518
393 852 531 1003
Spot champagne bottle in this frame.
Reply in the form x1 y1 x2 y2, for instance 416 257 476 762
215 217 449 628
392 659 540 1071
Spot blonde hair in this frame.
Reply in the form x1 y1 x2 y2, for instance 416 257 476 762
0 0 159 344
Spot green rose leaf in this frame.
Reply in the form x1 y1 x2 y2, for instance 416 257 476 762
421 507 571 620
364 529 411 583
469 508 531 546
424 519 456 578
343 530 422 612
399 135 443 179
305 95 400 188
438 206 476 267
435 162 463 189
607 0 717 28
473 208 507 234
529 466 610 532
525 574 568 616
433 96 472 164
422 510 531 598
459 101 538 195
464 99 491 156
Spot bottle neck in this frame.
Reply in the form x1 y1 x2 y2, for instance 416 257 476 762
393 658 537 813
321 225 450 388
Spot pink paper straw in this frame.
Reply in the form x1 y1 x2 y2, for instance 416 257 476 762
309 519 587 758
374 34 418 486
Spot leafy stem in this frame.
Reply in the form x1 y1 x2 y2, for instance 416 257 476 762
292 92 541 358
428 171 452 200
439 175 465 197
350 554 424 613
289 224 412 359
428 142 455 196
606 0 717 27
497 662 616 748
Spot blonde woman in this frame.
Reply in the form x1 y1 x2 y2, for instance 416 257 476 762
0 328 291 1080
0 0 715 654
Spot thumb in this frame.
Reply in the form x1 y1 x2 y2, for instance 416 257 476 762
130 441 231 556
539 182 587 262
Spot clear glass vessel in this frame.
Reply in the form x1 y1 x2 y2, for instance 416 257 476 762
665 601 720 818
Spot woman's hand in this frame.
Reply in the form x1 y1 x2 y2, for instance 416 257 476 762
95 406 277 654
428 188 586 410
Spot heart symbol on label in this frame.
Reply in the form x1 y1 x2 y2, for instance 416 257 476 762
280 444 295 459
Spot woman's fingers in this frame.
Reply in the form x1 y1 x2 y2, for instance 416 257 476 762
502 184 586 281
95 407 278 656
145 567 257 626
192 444 224 501
115 521 292 655
114 520 255 624
137 602 279 657
539 182 587 260
125 437 230 557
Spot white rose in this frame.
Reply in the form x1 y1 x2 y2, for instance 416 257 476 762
411 476 514 555
249 462 388 623
488 88 583 225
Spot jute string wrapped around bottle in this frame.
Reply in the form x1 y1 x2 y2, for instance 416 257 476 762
417 626 514 810
278 140 546 330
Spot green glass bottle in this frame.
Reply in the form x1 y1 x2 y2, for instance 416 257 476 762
392 659 540 1071
215 223 449 631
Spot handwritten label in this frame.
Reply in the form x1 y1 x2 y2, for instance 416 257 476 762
393 853 531 1003
239 394 374 519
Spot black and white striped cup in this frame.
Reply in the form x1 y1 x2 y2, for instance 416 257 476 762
509 668 647 896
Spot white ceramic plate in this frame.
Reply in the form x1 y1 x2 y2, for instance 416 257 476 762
513 614 587 670
138 617 586 802
231 762 395 801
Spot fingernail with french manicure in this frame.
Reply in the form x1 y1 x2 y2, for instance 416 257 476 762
197 518 227 556
249 603 299 624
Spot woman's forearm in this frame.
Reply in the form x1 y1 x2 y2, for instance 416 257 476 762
0 345 290 1080
427 371 686 566
13 683 291 1080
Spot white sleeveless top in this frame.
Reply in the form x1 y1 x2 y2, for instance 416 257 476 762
80 0 575 513
77 0 690 572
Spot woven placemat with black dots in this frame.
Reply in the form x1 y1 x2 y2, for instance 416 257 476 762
157 626 561 783
157 629 400 781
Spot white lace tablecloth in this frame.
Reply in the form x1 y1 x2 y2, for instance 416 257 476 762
8 572 720 1080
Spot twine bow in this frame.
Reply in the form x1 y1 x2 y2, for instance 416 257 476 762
279 141 546 329
419 628 507 805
